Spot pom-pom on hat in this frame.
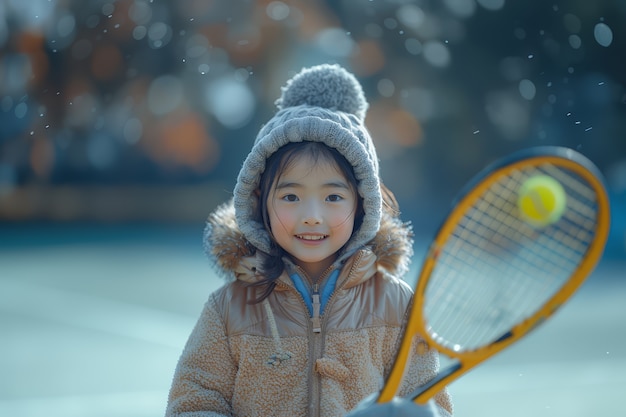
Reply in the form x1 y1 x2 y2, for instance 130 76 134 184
276 64 369 120
233 64 382 256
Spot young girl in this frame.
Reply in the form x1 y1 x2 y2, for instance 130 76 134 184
165 64 453 417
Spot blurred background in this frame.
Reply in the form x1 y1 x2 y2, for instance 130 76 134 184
0 0 624 416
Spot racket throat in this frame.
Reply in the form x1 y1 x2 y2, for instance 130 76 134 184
494 330 513 343
409 362 462 402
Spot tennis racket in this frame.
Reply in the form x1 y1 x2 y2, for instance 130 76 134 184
377 146 611 404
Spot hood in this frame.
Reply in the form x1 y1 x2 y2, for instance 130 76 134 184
232 64 383 258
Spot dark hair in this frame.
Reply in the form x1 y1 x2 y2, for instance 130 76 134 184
248 141 398 303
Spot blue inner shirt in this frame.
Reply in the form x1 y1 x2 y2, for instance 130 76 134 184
290 268 340 317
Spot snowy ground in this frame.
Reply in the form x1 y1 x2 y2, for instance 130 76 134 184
0 224 624 417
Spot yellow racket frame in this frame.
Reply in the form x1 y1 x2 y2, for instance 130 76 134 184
378 151 611 404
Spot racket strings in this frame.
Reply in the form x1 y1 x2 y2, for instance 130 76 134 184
425 163 599 351
433 203 581 348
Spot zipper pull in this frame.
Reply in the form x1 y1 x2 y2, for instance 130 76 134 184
312 284 321 333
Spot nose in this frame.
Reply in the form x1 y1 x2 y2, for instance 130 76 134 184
302 200 323 225
303 216 322 225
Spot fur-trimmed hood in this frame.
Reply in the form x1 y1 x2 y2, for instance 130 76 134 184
203 199 414 283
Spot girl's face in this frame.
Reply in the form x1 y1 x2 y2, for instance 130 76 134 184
267 155 358 279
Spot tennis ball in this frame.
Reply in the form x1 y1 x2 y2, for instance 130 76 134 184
517 175 567 227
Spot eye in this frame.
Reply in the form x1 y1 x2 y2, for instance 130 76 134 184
326 194 344 202
281 194 299 202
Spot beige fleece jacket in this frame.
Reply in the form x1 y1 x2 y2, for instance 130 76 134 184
165 202 453 417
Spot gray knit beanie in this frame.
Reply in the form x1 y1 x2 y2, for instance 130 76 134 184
233 64 382 256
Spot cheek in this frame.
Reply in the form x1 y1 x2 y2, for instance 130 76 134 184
268 204 296 230
328 207 356 229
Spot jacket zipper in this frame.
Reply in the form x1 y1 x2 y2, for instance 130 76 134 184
294 265 334 334
272 274 322 417
311 253 364 417
283 259 365 417
294 265 334 417
311 283 321 333
318 250 364 329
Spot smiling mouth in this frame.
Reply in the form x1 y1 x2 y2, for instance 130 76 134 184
296 234 328 241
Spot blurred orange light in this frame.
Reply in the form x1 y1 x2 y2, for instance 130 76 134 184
367 101 423 150
151 112 220 174
351 40 386 77
29 136 55 179
91 43 123 80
